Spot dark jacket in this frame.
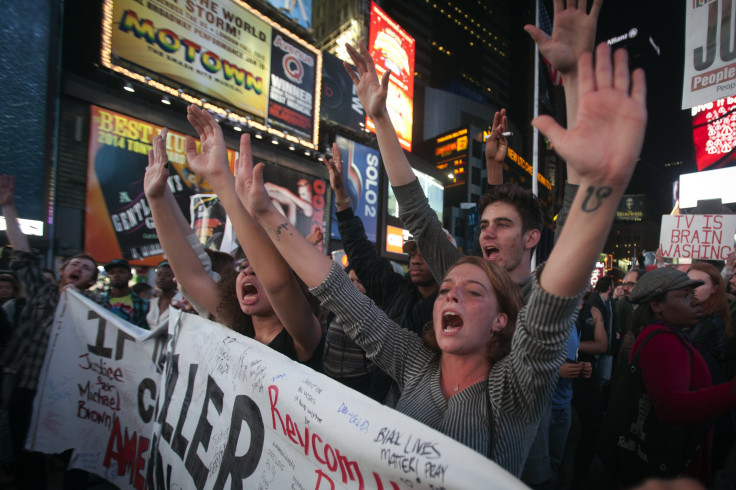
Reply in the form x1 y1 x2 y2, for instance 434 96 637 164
337 208 434 336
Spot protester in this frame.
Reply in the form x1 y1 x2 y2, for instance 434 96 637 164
146 260 182 329
619 267 736 485
143 123 323 367
131 282 153 300
327 142 437 402
238 38 647 477
102 259 149 329
0 273 19 307
687 262 732 364
0 174 108 489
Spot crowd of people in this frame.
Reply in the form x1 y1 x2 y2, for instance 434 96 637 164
1 1 736 489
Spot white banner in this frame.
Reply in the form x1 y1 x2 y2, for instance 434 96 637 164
683 0 736 109
29 293 528 490
27 290 166 490
659 214 736 260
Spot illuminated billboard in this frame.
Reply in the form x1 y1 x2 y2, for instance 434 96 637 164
367 2 415 151
330 135 381 242
102 0 321 147
691 96 736 171
85 105 326 265
433 128 470 188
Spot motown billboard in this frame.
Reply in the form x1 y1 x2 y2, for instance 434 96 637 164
104 0 320 144
366 2 415 151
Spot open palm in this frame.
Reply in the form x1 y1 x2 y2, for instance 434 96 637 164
534 44 646 187
525 0 602 74
344 43 391 121
185 105 230 182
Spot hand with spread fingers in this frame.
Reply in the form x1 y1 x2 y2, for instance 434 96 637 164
343 43 391 122
185 105 230 183
233 138 274 220
524 0 603 77
144 128 170 200
533 43 646 188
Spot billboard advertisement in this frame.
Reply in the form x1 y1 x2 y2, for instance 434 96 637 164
683 0 736 109
268 32 317 140
261 161 328 240
85 105 237 265
692 96 736 171
367 2 415 151
433 127 470 188
615 194 645 222
85 105 325 265
330 135 381 242
322 51 366 131
105 0 320 145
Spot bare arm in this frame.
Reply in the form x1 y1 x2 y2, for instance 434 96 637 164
525 0 602 184
144 129 221 316
579 306 608 354
344 43 416 187
186 106 322 360
0 175 30 253
535 44 646 297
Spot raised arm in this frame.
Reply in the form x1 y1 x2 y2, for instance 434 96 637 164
525 0 603 184
344 42 461 282
344 43 415 187
186 106 321 359
535 43 646 297
327 142 401 303
0 175 30 253
144 129 222 316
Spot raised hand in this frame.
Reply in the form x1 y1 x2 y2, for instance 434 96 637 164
0 174 15 207
485 109 509 166
524 0 603 76
185 105 230 182
144 128 170 199
324 142 348 195
343 43 391 121
232 134 273 219
532 43 646 188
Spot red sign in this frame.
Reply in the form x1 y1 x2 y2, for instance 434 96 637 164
692 96 736 171
367 2 415 151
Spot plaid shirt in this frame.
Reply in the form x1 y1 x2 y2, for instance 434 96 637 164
102 289 149 330
1 251 108 390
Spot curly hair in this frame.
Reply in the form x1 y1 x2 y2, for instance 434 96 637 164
421 256 523 363
214 259 325 338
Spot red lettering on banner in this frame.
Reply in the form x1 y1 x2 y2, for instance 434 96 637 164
103 415 149 490
269 385 364 488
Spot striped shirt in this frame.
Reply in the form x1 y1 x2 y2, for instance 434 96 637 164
2 251 107 390
312 261 580 477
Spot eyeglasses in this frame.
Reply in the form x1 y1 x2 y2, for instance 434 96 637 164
234 258 249 273
622 282 636 288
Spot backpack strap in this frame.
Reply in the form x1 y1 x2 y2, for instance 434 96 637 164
630 326 695 388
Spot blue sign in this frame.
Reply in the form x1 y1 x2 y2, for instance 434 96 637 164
331 135 380 242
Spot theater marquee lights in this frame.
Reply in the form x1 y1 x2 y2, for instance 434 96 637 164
101 0 321 149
